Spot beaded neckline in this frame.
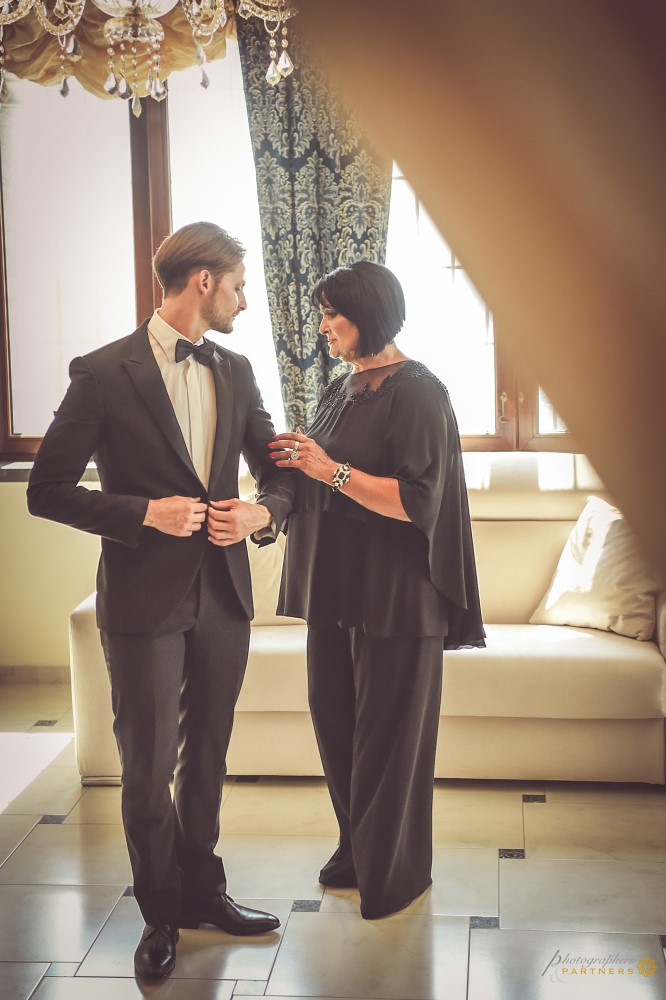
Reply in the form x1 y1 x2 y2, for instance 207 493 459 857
321 359 446 409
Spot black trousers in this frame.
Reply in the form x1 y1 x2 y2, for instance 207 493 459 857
101 555 250 927
307 625 443 919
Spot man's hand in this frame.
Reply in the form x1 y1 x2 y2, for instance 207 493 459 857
143 496 208 537
208 498 272 547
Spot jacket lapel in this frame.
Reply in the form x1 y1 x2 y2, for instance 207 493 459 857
122 321 199 481
208 348 234 495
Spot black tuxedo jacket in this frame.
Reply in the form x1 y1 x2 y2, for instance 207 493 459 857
27 320 293 633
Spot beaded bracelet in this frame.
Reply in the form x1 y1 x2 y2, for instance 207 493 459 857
331 462 351 492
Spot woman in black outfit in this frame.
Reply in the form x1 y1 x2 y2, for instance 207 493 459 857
270 260 485 919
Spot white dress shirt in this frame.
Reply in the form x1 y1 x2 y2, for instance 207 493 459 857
147 310 217 489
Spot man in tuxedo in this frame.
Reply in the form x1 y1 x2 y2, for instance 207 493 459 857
27 222 293 979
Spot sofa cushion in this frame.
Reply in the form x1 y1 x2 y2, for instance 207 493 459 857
236 625 309 712
442 624 665 720
236 622 665 721
529 496 662 640
472 520 574 624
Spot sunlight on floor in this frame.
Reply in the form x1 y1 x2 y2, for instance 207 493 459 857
0 733 74 811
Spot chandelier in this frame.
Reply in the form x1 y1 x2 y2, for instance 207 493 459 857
0 0 297 116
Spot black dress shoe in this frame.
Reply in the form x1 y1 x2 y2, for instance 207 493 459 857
179 893 280 935
134 923 179 979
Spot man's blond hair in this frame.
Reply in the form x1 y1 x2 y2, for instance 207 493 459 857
153 222 245 295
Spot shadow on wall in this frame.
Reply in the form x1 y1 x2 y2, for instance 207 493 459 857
298 1 666 578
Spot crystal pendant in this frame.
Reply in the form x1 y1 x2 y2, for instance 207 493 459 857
277 50 293 77
200 67 210 90
151 76 167 102
0 75 9 104
131 91 142 118
146 68 153 90
59 76 70 98
66 35 83 61
103 70 118 95
195 42 205 65
265 60 280 87
117 76 131 100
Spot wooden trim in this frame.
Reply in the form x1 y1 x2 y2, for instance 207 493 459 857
0 148 11 459
460 435 514 452
0 147 41 459
517 373 577 453
129 97 172 323
492 326 518 449
520 434 579 454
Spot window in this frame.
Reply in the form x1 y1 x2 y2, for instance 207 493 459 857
386 166 496 436
538 389 569 435
0 48 574 457
0 75 135 451
387 164 573 450
167 47 284 428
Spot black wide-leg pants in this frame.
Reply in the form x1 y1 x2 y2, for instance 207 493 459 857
101 556 250 927
307 625 443 919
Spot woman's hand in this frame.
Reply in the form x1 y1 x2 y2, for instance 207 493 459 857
270 431 337 484
270 430 410 521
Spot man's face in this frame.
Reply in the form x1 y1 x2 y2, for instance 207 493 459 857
202 261 247 334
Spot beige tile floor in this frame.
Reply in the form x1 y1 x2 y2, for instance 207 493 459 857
1 682 666 999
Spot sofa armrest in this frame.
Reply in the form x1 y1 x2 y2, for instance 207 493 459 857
69 593 121 782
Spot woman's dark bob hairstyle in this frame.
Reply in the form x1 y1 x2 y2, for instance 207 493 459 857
312 260 406 358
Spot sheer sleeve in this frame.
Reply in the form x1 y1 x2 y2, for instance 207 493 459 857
384 371 485 648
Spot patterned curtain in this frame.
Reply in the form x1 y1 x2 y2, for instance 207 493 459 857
236 16 393 430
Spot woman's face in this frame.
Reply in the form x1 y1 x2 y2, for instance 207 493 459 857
319 302 361 362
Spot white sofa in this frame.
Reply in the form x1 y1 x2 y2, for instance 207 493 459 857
69 452 666 785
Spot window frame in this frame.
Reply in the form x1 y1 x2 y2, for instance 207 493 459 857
130 98 172 323
517 374 582 452
0 94 575 458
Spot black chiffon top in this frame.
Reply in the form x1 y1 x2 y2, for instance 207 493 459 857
277 360 485 647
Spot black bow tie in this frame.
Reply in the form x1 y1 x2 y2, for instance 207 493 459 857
175 338 216 366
